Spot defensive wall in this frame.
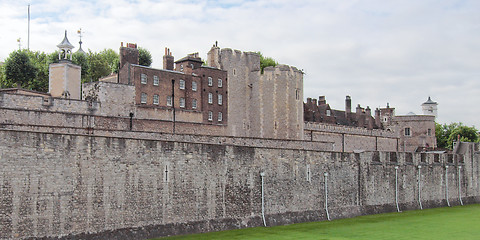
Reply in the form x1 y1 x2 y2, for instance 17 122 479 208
305 122 399 152
0 129 479 239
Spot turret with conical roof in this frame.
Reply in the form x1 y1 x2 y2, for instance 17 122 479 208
421 96 438 118
57 30 74 60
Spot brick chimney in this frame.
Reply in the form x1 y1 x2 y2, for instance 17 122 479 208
163 47 174 70
119 42 139 69
318 96 326 105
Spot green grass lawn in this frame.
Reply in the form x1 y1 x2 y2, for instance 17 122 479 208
155 204 480 240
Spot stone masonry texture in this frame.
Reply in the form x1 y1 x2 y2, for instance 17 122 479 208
0 129 479 239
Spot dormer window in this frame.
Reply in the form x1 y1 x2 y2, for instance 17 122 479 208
326 109 331 116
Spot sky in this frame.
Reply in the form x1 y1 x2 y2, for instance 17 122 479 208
0 0 479 128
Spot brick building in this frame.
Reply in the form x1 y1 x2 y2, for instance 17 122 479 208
118 43 227 126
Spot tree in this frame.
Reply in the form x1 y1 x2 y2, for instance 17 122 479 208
87 51 111 82
72 52 89 82
99 49 119 73
436 122 479 149
256 51 278 74
3 50 37 89
138 47 152 67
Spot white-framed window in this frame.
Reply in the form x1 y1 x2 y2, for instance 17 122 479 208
218 112 223 122
192 81 197 91
153 94 159 105
179 79 185 90
326 109 331 116
208 93 213 104
179 98 185 108
141 74 147 84
180 64 184 71
153 76 159 86
218 78 222 87
167 96 172 106
190 63 194 69
208 111 213 121
218 94 222 105
208 77 213 86
192 99 197 109
141 93 147 104
405 127 411 136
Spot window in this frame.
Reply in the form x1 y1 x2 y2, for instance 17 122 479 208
179 79 185 90
190 63 194 69
153 94 159 105
208 93 213 104
141 74 147 84
180 64 184 71
218 112 223 122
428 128 432 136
208 111 213 121
167 96 172 106
326 109 331 116
405 127 411 136
295 89 300 100
179 98 185 108
208 77 213 86
218 94 222 105
218 78 222 87
153 76 159 86
192 81 197 91
141 93 147 104
192 99 197 109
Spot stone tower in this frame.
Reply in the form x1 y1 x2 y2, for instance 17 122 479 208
49 31 81 99
421 96 438 118
208 46 304 140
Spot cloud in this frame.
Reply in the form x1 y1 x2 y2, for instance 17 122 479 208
1 0 479 127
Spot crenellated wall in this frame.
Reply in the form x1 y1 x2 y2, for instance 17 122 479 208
305 122 398 152
0 129 478 239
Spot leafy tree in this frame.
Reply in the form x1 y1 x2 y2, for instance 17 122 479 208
99 49 119 73
257 51 278 74
87 51 111 82
3 50 37 88
138 47 152 67
436 122 479 149
72 52 89 82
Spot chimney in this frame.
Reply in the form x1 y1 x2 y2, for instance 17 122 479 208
312 98 317 106
365 106 371 116
375 108 381 128
318 96 326 105
163 47 174 70
119 42 139 69
345 95 351 114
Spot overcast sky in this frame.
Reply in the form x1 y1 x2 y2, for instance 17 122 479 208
1 0 479 127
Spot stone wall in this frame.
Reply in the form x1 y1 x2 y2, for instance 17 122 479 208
305 122 398 152
0 129 478 239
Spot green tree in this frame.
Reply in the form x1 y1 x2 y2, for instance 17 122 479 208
3 50 37 88
138 47 152 67
72 52 89 82
257 51 278 74
87 51 110 82
99 49 119 73
436 122 479 149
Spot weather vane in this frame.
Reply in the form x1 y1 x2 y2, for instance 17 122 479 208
17 38 21 50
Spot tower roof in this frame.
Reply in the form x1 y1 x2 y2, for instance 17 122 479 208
422 96 437 105
57 30 74 50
